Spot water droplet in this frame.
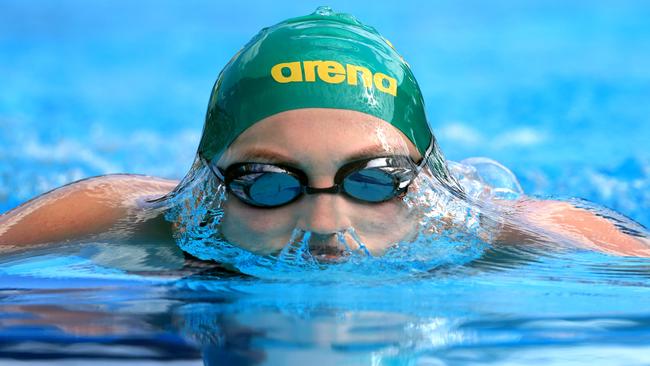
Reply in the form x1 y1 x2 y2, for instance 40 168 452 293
314 6 334 16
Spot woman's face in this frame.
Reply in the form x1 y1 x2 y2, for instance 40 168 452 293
216 108 423 258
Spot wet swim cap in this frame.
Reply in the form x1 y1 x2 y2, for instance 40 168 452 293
198 6 433 161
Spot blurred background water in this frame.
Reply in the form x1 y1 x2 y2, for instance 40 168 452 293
2 2 650 365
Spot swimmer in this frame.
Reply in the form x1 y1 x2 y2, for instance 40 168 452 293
1 7 649 267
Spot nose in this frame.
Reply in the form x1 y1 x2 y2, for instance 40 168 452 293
297 192 351 235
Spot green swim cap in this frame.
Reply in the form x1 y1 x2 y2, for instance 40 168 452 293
198 6 433 161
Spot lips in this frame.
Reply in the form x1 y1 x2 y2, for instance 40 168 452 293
307 238 350 263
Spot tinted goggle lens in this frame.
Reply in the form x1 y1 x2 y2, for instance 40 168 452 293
231 170 407 207
342 168 399 202
245 172 302 207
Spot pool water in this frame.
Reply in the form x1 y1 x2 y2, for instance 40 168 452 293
1 1 650 365
2 243 650 365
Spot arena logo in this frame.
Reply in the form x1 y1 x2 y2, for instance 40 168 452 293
271 60 397 96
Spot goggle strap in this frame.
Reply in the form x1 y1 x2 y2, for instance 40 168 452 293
200 153 226 182
417 138 435 171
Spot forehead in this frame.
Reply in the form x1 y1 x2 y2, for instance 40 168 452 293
219 108 419 166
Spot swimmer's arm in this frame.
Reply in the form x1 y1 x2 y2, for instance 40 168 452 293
494 199 650 257
0 175 176 251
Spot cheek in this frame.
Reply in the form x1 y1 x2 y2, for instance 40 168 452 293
220 196 297 253
348 200 418 253
349 200 412 229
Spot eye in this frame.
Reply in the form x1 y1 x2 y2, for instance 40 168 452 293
244 172 303 207
229 172 302 207
228 172 259 195
342 168 398 202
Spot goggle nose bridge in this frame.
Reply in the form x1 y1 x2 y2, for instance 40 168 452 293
304 185 341 195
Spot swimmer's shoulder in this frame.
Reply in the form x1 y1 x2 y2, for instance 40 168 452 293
0 174 179 250
492 198 650 257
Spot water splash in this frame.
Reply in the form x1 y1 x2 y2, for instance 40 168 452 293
160 154 497 280
158 150 650 281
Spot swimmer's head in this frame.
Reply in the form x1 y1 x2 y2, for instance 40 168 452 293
197 6 434 162
170 7 462 266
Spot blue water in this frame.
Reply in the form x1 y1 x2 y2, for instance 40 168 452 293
1 1 650 364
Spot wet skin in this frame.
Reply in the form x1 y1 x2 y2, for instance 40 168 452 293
0 174 178 252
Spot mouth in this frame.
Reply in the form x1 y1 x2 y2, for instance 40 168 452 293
308 243 350 263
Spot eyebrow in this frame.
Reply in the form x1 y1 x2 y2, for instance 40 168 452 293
234 145 407 167
237 148 300 165
343 145 402 163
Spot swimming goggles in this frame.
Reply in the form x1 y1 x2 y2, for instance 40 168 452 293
201 149 431 208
